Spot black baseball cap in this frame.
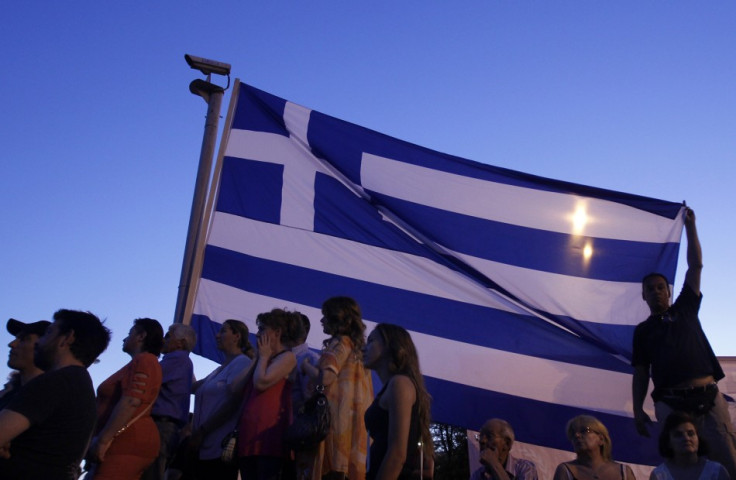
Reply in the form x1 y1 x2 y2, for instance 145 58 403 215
6 318 51 337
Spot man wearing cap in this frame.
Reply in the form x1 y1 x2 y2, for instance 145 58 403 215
0 319 49 410
0 309 110 479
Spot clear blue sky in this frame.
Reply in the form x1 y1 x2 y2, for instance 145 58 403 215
2 2 734 388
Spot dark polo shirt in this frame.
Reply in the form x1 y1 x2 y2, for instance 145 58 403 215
632 284 723 398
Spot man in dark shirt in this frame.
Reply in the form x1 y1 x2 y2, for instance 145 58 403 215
0 309 110 479
632 208 736 478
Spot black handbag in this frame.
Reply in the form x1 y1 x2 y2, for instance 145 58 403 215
285 384 331 450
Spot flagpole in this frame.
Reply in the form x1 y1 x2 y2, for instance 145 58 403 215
181 79 241 328
174 55 230 325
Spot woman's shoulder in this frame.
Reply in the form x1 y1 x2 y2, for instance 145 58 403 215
650 463 671 480
553 462 575 480
619 462 635 480
387 374 415 392
231 354 252 368
220 354 251 375
330 335 351 346
270 349 296 370
323 335 352 355
703 460 728 480
134 351 160 363
132 352 162 372
381 374 416 407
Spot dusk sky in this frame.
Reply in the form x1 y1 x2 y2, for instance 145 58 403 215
2 2 734 388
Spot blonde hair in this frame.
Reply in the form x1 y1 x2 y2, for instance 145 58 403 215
566 415 613 461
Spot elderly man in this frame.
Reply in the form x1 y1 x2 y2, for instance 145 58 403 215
471 418 538 480
142 323 196 480
0 309 110 479
632 207 736 479
0 318 50 410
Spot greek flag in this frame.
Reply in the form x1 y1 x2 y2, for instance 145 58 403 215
189 81 684 467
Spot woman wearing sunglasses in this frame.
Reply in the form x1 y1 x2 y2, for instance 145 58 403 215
553 415 636 480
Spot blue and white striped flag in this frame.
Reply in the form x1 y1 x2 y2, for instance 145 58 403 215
189 81 684 467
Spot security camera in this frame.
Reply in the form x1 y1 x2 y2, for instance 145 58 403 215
185 54 231 76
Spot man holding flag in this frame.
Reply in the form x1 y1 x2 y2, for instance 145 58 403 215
632 207 736 478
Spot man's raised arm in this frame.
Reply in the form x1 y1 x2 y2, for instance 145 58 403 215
684 207 702 296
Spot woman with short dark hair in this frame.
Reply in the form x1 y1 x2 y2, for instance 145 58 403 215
87 318 164 480
650 411 729 480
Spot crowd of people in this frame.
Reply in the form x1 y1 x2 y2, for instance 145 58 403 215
1 208 735 480
0 297 432 480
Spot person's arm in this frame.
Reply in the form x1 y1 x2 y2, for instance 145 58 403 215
624 464 636 480
228 358 257 395
320 366 338 387
302 355 337 386
301 355 319 379
424 454 435 479
716 463 730 480
88 394 142 462
190 393 241 450
478 446 511 480
470 466 485 480
0 409 31 457
252 332 296 392
515 460 538 480
375 375 416 480
192 377 205 393
311 337 348 388
90 356 159 462
683 208 702 296
632 365 652 437
191 358 250 449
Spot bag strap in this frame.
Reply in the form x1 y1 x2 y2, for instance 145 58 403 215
114 394 157 438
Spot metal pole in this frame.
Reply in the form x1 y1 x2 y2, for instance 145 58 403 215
174 80 224 324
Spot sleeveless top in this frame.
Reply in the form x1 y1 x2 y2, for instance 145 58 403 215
364 380 421 480
562 462 628 480
237 351 292 458
650 460 724 480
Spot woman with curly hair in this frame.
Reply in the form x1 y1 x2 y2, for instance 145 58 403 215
232 309 302 480
302 296 373 480
363 323 434 479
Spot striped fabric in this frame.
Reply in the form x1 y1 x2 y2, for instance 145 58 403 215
189 81 684 466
